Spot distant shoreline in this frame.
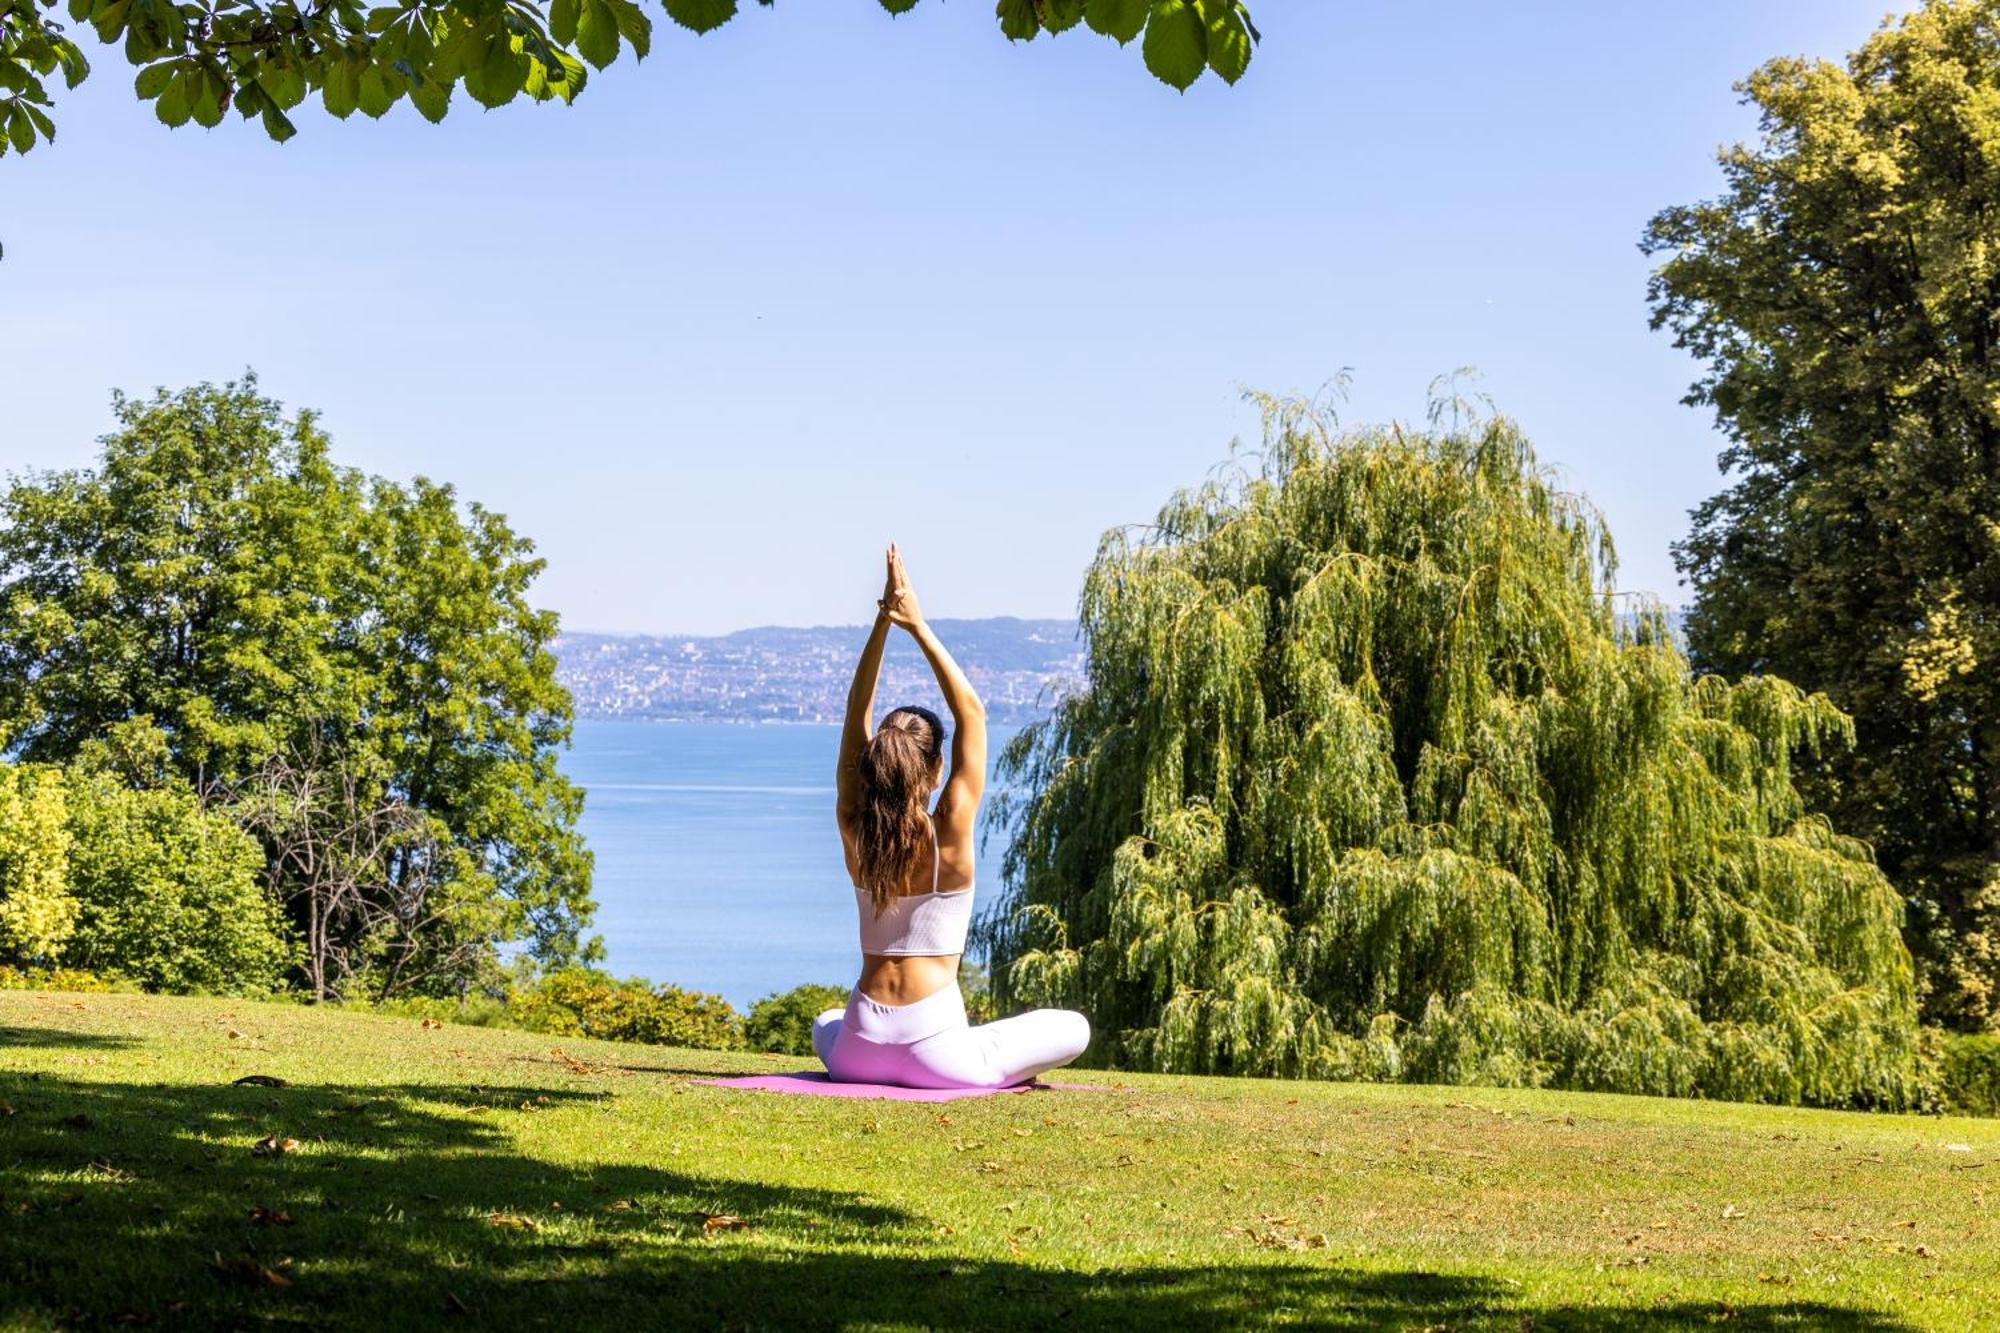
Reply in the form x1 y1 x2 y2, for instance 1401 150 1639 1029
556 617 1083 728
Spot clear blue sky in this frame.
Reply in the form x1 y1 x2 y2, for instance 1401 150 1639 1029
1 2 1892 635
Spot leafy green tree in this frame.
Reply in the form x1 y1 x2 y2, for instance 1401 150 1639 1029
352 474 591 968
0 376 593 992
0 763 73 963
60 766 287 992
0 0 1256 161
1644 0 2000 1031
984 395 1921 1108
0 384 362 779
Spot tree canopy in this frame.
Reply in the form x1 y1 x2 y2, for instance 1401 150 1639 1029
983 394 1921 1108
0 376 593 998
1645 0 2000 1032
0 0 1257 158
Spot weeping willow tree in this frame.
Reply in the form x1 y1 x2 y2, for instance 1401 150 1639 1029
984 394 1921 1108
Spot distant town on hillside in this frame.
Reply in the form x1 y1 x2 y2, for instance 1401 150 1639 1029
554 618 1086 725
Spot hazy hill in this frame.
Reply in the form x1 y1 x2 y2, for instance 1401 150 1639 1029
555 610 1685 727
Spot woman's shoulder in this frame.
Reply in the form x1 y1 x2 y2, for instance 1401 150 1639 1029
929 792 980 834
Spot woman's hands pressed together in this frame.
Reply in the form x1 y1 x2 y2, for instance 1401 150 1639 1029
878 542 925 631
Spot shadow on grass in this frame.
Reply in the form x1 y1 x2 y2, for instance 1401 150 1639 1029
0 1048 1920 1332
0 1025 139 1049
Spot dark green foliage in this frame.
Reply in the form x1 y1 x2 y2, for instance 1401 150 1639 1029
0 376 592 998
1940 1033 2000 1117
985 394 1921 1107
744 982 847 1055
1645 0 2000 1032
509 968 743 1049
0 0 1256 163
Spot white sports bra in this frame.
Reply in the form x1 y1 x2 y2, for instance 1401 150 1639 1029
856 819 974 957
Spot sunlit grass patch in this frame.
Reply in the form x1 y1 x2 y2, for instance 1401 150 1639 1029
2 990 1994 1331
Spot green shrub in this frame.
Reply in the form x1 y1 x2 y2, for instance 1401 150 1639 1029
0 765 75 964
0 964 124 993
60 772 289 993
366 993 515 1029
508 969 742 1050
1940 1034 2000 1117
744 983 848 1055
958 962 995 1025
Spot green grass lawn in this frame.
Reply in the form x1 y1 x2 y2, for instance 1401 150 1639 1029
1 991 1995 1331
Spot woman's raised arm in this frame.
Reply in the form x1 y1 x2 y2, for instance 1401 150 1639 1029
836 578 896 828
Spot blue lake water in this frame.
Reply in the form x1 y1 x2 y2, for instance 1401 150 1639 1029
563 718 1020 1009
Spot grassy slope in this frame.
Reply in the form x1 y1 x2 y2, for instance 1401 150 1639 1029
1 992 1995 1331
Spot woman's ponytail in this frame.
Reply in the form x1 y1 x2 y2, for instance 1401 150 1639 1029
852 706 945 912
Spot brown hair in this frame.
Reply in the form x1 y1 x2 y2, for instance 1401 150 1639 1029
851 705 945 913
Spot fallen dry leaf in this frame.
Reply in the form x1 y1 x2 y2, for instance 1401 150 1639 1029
251 1136 300 1157
209 1251 291 1288
226 1030 246 1041
702 1213 751 1232
248 1206 294 1226
87 1157 132 1180
487 1213 539 1230
419 1018 444 1030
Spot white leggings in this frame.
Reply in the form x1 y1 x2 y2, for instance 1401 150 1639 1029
812 982 1090 1089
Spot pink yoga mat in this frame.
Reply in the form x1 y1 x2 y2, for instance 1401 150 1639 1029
692 1071 1093 1102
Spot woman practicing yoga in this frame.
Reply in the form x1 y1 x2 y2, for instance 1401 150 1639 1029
812 544 1090 1089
